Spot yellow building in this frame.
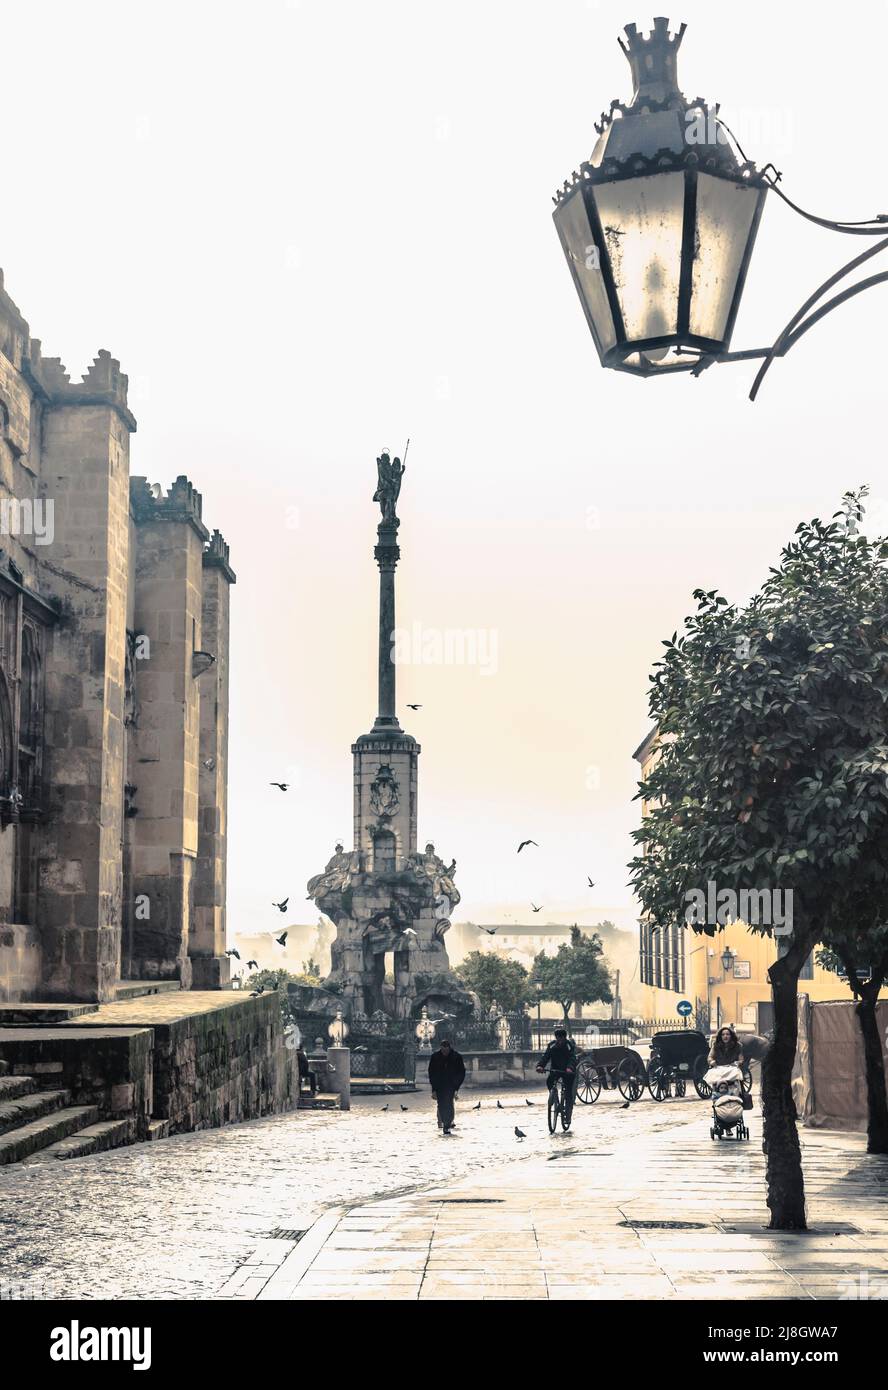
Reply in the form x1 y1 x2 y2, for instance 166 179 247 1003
632 727 846 1034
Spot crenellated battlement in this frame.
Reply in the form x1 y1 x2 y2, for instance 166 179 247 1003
203 528 236 583
130 474 210 542
27 341 136 432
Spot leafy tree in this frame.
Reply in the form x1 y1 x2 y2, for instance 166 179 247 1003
529 927 612 1022
630 491 888 1227
455 951 533 1013
296 957 322 984
815 928 888 1153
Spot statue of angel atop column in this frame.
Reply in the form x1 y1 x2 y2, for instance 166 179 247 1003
373 448 406 525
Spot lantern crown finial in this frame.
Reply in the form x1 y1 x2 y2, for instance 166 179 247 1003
618 17 687 106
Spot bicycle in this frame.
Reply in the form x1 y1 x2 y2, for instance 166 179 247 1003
545 1068 575 1133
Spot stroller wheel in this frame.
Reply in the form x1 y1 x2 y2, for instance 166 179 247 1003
710 1127 715 1140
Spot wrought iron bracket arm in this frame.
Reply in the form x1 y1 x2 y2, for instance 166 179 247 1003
684 235 888 397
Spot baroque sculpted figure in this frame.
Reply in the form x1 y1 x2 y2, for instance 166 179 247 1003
373 450 405 526
408 841 461 914
307 841 361 906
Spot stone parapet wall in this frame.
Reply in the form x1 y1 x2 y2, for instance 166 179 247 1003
60 990 300 1134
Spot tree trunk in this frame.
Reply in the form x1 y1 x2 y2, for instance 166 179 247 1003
762 930 813 1231
857 977 888 1155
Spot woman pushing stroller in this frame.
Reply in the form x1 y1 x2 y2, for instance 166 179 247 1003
708 1025 745 1068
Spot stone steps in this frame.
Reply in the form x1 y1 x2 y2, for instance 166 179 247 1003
297 1092 341 1111
0 1103 100 1165
0 1088 70 1137
21 1118 131 1163
0 1075 37 1103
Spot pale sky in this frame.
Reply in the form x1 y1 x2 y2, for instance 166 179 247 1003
3 0 886 939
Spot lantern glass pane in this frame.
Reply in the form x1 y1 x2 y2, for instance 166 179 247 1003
554 190 617 354
691 174 761 343
591 172 685 342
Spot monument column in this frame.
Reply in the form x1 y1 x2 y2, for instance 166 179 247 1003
374 519 400 730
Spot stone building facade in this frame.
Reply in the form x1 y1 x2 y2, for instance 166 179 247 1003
0 270 233 1003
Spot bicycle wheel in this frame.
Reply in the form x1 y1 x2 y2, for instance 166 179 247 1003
547 1084 559 1134
575 1061 601 1105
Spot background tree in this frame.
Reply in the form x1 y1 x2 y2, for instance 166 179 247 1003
815 924 888 1153
455 951 533 1014
630 491 888 1228
529 927 612 1024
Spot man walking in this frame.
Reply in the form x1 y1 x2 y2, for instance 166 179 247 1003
428 1038 466 1135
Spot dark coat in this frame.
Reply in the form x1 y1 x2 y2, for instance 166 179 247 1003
539 1038 578 1072
428 1047 466 1094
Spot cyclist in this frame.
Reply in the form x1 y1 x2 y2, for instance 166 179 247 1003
536 1024 578 1100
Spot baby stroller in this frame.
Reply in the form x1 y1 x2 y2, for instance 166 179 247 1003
705 1064 750 1141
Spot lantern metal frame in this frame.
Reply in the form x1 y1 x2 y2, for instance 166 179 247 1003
554 18 888 399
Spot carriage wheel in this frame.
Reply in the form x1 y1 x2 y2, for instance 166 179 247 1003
647 1061 670 1101
617 1056 646 1102
693 1055 712 1100
674 1077 687 1098
574 1061 601 1105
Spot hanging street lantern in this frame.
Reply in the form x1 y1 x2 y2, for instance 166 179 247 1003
553 18 888 398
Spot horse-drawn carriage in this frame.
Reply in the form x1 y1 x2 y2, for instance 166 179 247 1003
574 1042 648 1104
574 1029 718 1105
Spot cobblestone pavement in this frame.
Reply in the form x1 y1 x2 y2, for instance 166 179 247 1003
261 1119 888 1302
0 1085 702 1300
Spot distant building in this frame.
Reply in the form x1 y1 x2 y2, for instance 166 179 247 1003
232 921 333 981
448 922 572 965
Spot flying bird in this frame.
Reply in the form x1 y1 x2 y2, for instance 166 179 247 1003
225 948 241 961
246 960 258 970
514 1126 526 1140
269 782 289 791
478 927 498 936
275 931 288 946
531 903 542 913
203 758 216 770
517 840 539 853
272 898 289 913
402 927 418 937
407 703 422 710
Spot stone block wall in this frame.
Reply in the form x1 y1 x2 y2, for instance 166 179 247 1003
0 923 42 1002
0 1025 154 1137
148 992 300 1132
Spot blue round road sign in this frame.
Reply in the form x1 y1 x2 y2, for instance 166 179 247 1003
677 1000 693 1017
